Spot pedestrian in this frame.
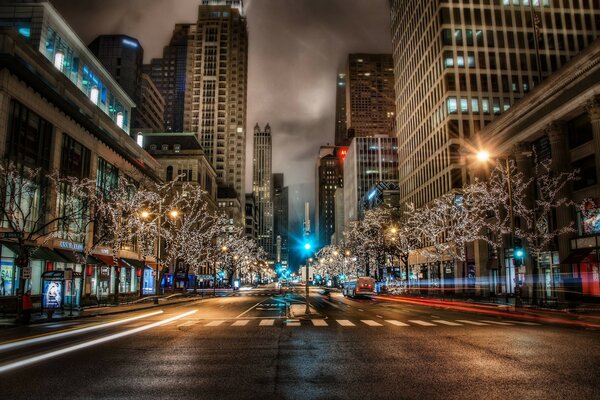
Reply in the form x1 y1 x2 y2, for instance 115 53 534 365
22 289 33 324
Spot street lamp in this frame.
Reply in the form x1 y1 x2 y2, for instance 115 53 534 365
141 206 179 304
476 149 521 307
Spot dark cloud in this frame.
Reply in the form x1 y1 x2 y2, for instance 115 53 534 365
49 0 391 235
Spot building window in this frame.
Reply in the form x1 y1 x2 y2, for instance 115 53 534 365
6 100 53 169
96 157 118 196
61 134 91 179
572 155 597 191
567 114 593 150
174 144 181 153
447 97 458 114
166 166 173 181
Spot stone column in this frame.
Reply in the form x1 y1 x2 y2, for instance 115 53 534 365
587 96 600 195
546 123 572 275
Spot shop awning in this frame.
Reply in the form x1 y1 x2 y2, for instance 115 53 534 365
55 250 103 265
561 248 596 264
0 242 66 262
121 258 145 269
32 247 68 263
92 254 128 268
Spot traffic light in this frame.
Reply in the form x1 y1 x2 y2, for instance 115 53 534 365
513 245 525 266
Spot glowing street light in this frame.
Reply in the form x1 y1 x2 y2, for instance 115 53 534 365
476 149 491 162
169 210 179 219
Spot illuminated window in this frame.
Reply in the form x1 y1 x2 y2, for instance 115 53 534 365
54 50 64 71
116 112 124 128
447 97 458 114
90 86 99 105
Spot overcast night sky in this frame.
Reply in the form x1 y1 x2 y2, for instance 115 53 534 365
50 0 392 235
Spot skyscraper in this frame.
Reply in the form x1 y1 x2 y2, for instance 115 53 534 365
390 0 600 209
315 146 346 247
343 136 398 225
144 1 248 220
335 73 348 146
345 54 395 140
144 24 192 133
185 2 248 213
253 123 273 258
272 173 289 267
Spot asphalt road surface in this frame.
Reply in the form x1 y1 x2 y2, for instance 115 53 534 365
0 287 598 400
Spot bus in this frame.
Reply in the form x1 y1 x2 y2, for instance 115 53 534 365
342 277 377 297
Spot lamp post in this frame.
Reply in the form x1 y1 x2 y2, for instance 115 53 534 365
304 242 312 314
476 150 522 307
141 206 179 305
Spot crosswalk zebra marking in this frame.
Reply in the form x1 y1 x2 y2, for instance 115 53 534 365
205 320 225 326
433 320 463 326
408 320 436 326
259 319 275 326
361 320 383 327
385 320 409 326
456 320 489 326
508 321 541 326
312 319 328 326
337 320 356 327
232 320 250 326
481 320 514 326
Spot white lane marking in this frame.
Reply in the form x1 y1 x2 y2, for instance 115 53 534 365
312 319 328 326
337 320 355 327
408 320 436 326
235 298 271 318
358 309 364 312
508 321 541 326
232 320 250 326
481 320 514 326
385 320 409 326
0 310 197 374
286 320 301 326
259 319 275 326
456 320 489 326
0 311 164 352
177 320 198 327
434 320 463 326
361 320 383 327
205 320 225 326
376 315 384 319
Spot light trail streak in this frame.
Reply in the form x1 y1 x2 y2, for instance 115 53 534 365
373 296 600 329
0 309 197 374
0 311 164 352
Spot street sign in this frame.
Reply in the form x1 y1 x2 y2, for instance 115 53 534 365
22 266 32 279
0 231 22 239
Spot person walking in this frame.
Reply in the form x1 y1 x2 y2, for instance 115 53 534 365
21 289 33 324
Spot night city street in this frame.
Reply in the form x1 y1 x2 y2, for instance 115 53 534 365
1 0 600 398
1 287 599 399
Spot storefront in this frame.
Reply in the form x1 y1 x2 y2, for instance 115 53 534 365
0 243 66 298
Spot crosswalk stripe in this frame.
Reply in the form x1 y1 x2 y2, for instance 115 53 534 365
456 320 489 326
385 320 409 326
434 320 463 326
337 320 356 327
481 320 514 326
232 320 250 326
205 320 225 326
361 320 383 327
312 319 328 326
408 320 436 326
177 321 198 327
259 319 275 326
508 321 541 326
286 320 301 326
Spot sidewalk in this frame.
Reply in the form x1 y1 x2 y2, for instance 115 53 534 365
0 293 211 328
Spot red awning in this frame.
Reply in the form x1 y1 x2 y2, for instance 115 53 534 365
92 254 129 268
561 248 596 264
